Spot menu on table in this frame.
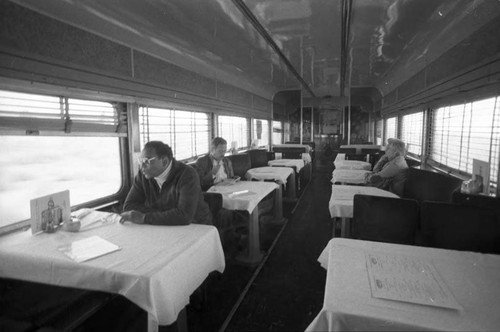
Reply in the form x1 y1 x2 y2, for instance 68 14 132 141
365 252 462 310
58 235 121 263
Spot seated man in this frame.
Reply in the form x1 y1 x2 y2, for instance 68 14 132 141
364 138 408 194
195 137 245 257
121 141 211 225
195 137 236 191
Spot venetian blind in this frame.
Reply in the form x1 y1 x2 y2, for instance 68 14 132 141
218 115 249 150
0 90 126 135
401 111 424 157
430 96 500 190
139 106 210 161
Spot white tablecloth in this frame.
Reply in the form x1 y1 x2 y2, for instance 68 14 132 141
329 185 398 218
306 238 500 331
207 181 278 214
268 159 305 173
245 166 293 187
331 169 370 184
334 159 372 170
0 221 225 327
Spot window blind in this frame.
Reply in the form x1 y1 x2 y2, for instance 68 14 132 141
0 90 126 135
218 115 249 150
253 118 269 148
401 111 424 156
430 96 500 191
272 120 283 144
384 117 397 143
139 106 210 161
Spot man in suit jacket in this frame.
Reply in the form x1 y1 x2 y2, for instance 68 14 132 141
194 137 235 191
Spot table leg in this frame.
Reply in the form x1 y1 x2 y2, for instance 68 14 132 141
147 313 158 332
152 307 187 332
236 206 264 265
340 217 351 238
274 185 285 223
285 172 297 202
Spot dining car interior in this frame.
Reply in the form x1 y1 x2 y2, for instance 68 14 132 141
1 0 500 331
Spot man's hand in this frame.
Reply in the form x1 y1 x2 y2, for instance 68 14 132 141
212 163 221 176
120 210 146 224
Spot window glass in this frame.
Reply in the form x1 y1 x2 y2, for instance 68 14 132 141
252 118 269 148
139 107 210 160
375 120 383 145
384 117 397 143
401 112 424 156
0 90 124 229
431 96 499 191
272 121 283 144
218 115 248 150
0 136 121 228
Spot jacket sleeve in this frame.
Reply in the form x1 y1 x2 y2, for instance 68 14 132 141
195 157 214 191
123 173 148 212
375 157 408 178
144 166 202 225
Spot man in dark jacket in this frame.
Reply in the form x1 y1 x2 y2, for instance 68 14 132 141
194 137 235 191
121 141 211 225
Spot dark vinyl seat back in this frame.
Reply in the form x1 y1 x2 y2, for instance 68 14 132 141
352 194 419 245
248 149 269 168
368 151 385 169
338 147 356 154
403 168 462 203
345 154 368 162
360 148 381 155
418 201 500 254
282 152 303 159
202 192 223 221
452 192 500 210
227 153 252 179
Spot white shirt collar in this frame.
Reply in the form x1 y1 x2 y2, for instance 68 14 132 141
154 160 172 189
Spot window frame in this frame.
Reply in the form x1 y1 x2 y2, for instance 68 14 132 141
138 106 211 162
428 96 500 193
0 90 130 234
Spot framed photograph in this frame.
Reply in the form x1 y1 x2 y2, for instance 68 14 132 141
472 159 490 195
30 190 71 234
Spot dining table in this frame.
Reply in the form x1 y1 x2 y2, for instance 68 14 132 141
329 185 399 237
331 169 371 184
245 166 296 201
0 214 225 332
306 238 500 331
207 180 282 265
333 157 372 170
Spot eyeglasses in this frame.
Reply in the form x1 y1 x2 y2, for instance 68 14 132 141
137 156 157 166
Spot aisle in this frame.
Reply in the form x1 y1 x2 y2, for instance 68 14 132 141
224 168 333 331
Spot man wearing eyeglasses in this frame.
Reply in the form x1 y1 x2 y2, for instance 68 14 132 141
120 141 211 225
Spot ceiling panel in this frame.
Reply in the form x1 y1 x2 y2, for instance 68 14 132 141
9 0 500 99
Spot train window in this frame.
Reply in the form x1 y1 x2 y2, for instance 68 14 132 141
384 117 398 142
252 119 269 148
218 115 249 151
272 121 283 145
0 91 125 230
139 106 210 161
375 120 383 145
401 112 424 157
430 96 500 189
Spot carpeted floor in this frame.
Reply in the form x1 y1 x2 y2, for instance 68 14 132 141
185 165 334 332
